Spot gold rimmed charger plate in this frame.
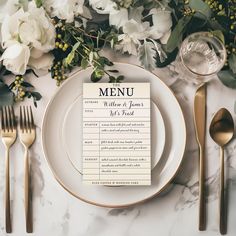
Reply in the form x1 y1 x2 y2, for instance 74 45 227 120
41 62 186 208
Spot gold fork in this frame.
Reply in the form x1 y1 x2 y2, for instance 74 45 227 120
1 106 17 233
19 106 36 233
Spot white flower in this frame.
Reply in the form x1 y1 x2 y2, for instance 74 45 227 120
1 2 56 51
28 52 54 71
149 8 172 44
21 2 55 52
89 0 128 28
116 20 149 55
43 0 87 23
89 0 116 14
109 8 128 29
0 0 19 23
1 9 28 48
0 42 30 75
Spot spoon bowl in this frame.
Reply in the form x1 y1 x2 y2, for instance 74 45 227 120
209 108 234 235
209 108 234 147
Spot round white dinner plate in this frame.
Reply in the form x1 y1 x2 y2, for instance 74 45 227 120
62 95 165 174
42 63 186 207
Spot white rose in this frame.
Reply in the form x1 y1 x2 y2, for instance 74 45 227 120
149 9 172 44
44 0 87 23
1 9 28 48
1 2 55 52
22 2 55 52
0 42 30 75
0 0 19 23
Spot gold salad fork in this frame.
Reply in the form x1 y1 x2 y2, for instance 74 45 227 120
1 106 17 233
19 106 36 233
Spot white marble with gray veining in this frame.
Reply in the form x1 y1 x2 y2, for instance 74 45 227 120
0 51 236 236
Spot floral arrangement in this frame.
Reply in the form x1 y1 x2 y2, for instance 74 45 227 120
0 0 235 106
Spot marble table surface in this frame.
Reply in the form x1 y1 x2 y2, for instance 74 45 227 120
0 52 236 236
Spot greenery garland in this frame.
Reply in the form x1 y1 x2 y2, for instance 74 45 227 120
0 0 235 107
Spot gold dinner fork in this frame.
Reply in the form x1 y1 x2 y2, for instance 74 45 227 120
19 106 36 233
1 106 17 233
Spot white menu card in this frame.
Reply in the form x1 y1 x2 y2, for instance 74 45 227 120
82 83 151 185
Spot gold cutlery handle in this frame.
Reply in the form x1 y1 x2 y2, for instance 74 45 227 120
5 148 12 233
199 146 206 231
24 148 33 233
220 147 226 235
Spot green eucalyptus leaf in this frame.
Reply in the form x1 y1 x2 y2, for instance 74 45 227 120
218 69 236 89
166 16 192 53
108 76 116 83
31 91 42 101
116 75 124 82
81 58 89 69
64 42 81 66
189 0 212 19
91 70 104 82
72 42 81 51
100 57 113 66
109 75 124 83
228 53 236 74
0 82 14 107
65 51 75 65
108 69 119 73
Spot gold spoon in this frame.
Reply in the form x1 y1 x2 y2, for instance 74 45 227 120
209 108 234 235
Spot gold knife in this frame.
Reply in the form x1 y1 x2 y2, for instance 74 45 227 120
193 83 207 231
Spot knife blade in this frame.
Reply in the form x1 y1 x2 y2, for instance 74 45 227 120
193 83 207 231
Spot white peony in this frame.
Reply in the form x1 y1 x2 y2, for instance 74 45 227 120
1 2 55 52
1 2 55 74
0 0 20 23
149 9 172 44
43 0 88 23
0 42 30 75
1 9 28 48
21 2 55 52
116 20 149 55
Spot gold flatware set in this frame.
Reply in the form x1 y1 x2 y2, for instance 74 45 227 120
0 106 36 233
194 84 234 235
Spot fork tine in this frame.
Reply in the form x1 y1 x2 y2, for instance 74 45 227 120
26 106 31 131
11 106 16 129
4 106 9 131
20 106 23 129
20 106 23 130
0 108 4 131
7 106 13 131
29 106 34 129
23 106 27 132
